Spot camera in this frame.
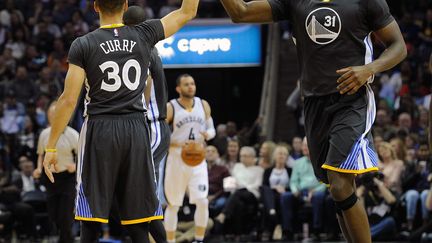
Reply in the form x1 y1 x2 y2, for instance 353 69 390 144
358 172 384 191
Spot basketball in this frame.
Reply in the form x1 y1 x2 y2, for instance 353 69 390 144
181 141 206 167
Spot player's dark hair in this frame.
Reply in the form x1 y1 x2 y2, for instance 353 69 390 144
95 0 126 14
123 6 146 25
176 74 193 86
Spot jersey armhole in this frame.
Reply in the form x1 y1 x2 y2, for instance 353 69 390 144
168 100 175 122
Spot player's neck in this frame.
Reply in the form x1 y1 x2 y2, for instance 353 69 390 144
178 97 194 108
99 13 124 28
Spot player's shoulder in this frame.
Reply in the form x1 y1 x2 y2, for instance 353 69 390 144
199 98 211 109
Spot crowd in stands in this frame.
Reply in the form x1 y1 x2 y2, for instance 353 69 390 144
0 0 431 242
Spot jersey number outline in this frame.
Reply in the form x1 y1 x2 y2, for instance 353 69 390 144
99 59 142 92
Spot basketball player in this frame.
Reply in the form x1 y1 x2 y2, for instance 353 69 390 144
164 74 216 243
42 0 200 242
218 0 407 242
123 6 170 243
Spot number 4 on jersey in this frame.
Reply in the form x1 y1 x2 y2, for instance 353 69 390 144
188 128 195 140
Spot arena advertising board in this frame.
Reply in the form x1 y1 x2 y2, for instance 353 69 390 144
155 19 262 68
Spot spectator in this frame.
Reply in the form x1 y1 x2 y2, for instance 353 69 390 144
219 139 240 172
1 91 25 137
373 109 397 140
206 145 230 217
260 145 291 241
258 141 276 170
215 146 263 239
17 116 37 161
0 156 37 240
33 11 61 39
158 0 179 17
378 142 405 194
47 38 68 74
212 123 227 155
287 136 303 168
133 0 155 19
4 28 26 60
71 11 89 37
403 141 431 230
390 137 408 162
23 45 47 78
34 22 55 54
357 173 397 241
8 66 37 104
280 138 326 241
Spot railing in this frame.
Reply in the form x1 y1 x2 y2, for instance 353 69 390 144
259 24 281 140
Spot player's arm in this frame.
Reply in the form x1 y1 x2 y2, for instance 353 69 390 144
144 75 153 107
160 0 199 38
337 20 407 95
201 100 216 141
166 102 174 125
219 0 274 23
44 64 85 182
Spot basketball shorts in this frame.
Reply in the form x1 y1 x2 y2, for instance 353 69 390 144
75 113 163 225
149 120 170 181
148 120 170 204
164 147 208 206
304 85 379 184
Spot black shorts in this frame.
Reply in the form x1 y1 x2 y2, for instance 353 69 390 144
304 86 379 184
75 113 163 225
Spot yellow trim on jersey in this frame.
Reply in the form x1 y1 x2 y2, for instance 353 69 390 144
321 164 379 174
75 216 109 223
121 215 164 225
100 23 125 29
322 0 331 2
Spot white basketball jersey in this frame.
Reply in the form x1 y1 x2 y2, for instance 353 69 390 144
170 97 206 144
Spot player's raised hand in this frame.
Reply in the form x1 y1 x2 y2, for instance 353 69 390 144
43 151 58 183
336 65 374 95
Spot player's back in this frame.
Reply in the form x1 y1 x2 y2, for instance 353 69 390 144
67 20 164 116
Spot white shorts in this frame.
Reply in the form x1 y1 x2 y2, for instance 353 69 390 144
164 147 208 206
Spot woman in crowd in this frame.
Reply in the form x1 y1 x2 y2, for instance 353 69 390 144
390 137 408 162
215 146 264 239
378 142 405 195
33 101 79 243
260 145 291 241
258 141 276 170
219 139 240 173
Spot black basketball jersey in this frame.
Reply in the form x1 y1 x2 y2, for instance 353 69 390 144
147 48 168 122
268 0 394 97
68 20 165 116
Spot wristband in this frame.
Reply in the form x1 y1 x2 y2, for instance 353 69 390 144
45 148 57 153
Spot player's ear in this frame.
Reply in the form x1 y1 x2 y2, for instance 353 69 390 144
94 1 100 14
175 86 181 94
123 0 128 12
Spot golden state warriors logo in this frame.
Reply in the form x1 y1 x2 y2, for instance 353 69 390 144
305 7 341 45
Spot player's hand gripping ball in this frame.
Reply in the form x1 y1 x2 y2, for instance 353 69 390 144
181 141 206 167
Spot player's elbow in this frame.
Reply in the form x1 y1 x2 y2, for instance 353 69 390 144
58 94 78 109
230 11 248 23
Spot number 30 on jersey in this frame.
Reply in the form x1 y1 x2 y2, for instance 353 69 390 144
99 59 142 92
